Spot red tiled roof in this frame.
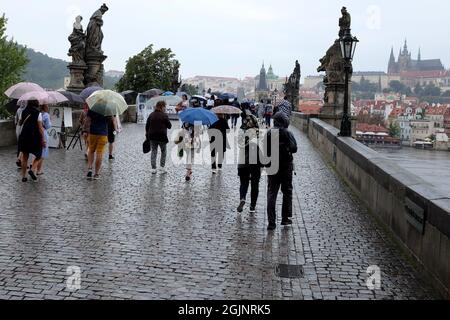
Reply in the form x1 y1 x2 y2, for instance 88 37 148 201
300 101 323 115
356 123 389 133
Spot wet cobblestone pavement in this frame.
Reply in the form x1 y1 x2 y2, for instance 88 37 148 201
0 123 437 300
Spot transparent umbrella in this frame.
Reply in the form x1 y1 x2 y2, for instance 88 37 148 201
86 90 129 116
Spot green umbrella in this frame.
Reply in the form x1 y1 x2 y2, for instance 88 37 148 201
86 90 129 116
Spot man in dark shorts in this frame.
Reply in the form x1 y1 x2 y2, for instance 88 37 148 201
107 116 118 160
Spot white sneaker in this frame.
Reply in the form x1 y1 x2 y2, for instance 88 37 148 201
212 170 217 175
159 168 167 174
151 169 157 174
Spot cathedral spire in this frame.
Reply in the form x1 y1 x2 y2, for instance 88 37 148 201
418 47 421 61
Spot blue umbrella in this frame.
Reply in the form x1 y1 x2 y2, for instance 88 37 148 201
162 91 175 96
179 108 218 125
80 86 103 101
218 93 236 101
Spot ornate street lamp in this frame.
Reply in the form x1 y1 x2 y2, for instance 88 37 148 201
339 29 359 137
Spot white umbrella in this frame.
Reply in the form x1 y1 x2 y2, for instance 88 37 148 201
86 90 129 116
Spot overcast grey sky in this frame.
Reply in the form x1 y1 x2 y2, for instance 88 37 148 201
2 0 449 79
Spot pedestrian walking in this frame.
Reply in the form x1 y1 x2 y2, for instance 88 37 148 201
86 108 109 180
146 101 172 174
264 101 273 128
206 95 215 110
175 123 202 182
231 98 241 129
264 112 298 231
237 107 262 213
107 115 118 160
14 101 27 168
274 97 293 120
209 114 229 174
78 103 90 159
17 100 46 182
36 104 52 175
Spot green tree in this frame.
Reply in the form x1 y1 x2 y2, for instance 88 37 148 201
388 80 412 95
422 83 441 97
389 122 401 138
0 14 29 118
414 83 423 96
116 45 179 93
181 84 199 96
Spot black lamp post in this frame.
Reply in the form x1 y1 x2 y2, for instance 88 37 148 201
339 29 359 137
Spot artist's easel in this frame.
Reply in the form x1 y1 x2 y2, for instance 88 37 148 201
66 125 83 150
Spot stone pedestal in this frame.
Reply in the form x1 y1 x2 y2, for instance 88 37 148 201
85 53 107 87
321 82 345 116
67 63 88 94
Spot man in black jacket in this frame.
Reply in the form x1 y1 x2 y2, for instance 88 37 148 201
264 112 298 231
146 101 172 174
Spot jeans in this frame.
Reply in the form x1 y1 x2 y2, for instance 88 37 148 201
267 163 293 225
238 166 261 207
150 141 167 169
265 116 271 127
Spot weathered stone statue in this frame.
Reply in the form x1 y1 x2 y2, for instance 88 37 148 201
339 7 351 38
317 7 353 122
67 4 109 92
284 60 301 110
85 4 109 56
68 16 86 65
170 60 181 93
67 15 88 93
84 3 109 87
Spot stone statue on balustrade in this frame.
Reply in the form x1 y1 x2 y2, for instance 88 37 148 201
317 7 352 114
339 7 351 37
67 15 88 93
284 60 301 110
85 3 109 57
68 16 86 65
84 3 109 87
170 60 181 93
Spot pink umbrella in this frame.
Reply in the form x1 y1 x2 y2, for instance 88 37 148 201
4 82 45 99
17 91 68 105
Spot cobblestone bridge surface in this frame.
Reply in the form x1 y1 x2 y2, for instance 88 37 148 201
0 123 437 300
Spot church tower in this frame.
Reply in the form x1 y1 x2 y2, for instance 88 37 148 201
398 39 412 73
388 46 398 74
257 62 269 92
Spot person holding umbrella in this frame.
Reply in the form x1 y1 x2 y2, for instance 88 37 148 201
35 104 52 176
177 108 218 181
17 100 46 182
85 90 129 180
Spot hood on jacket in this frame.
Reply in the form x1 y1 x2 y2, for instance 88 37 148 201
273 112 290 129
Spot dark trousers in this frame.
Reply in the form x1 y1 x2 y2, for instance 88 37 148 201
150 141 167 169
267 164 293 225
232 115 239 128
211 150 224 170
238 166 261 207
265 116 271 127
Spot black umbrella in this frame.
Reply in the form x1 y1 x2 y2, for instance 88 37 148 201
4 99 19 114
58 90 84 104
120 90 138 104
142 89 163 98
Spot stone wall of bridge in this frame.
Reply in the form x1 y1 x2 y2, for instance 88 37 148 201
292 112 450 299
